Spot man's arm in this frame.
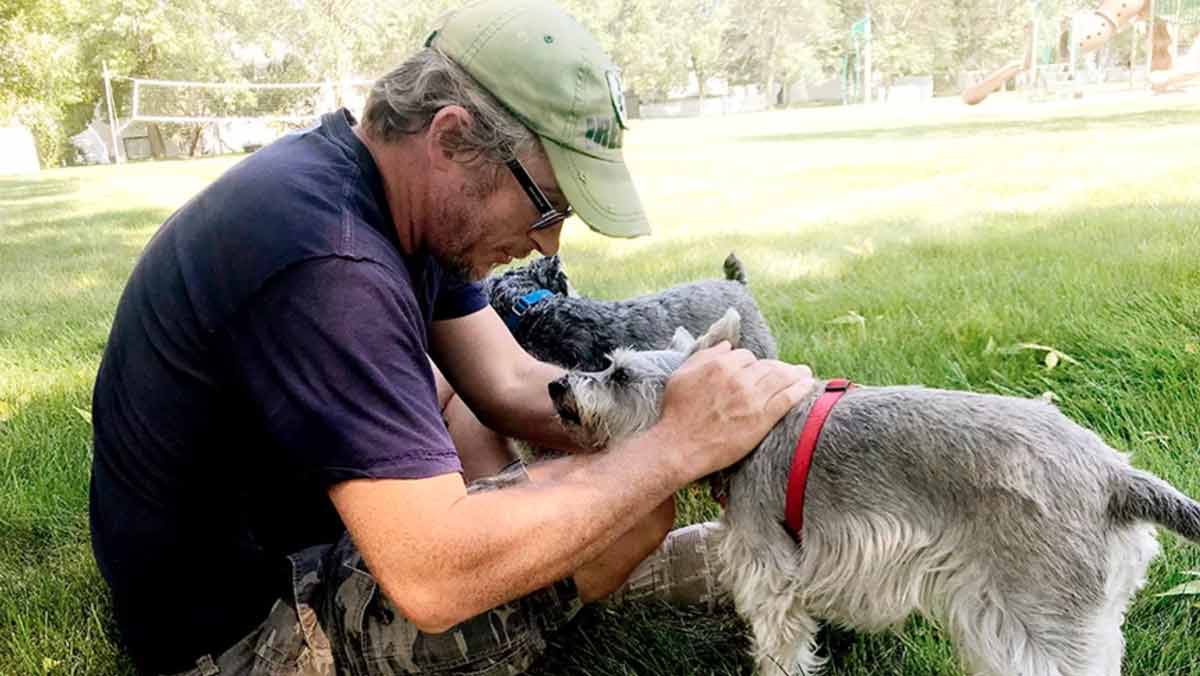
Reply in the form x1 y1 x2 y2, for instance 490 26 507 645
428 306 576 449
331 422 680 633
331 342 814 633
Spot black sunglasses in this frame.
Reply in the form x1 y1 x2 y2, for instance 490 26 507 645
506 157 573 231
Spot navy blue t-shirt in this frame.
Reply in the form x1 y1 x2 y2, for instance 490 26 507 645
89 110 487 674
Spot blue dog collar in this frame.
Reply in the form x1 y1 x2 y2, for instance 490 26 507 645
504 289 553 333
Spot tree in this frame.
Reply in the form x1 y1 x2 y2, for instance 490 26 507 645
722 0 837 105
557 0 690 110
831 0 957 90
672 0 734 102
1 0 87 165
947 0 1029 73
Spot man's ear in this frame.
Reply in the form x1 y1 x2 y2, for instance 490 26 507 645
426 105 475 169
688 309 742 355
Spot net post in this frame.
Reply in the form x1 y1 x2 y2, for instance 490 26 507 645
862 12 873 103
103 61 124 164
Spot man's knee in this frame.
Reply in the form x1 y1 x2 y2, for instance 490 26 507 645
610 498 676 576
574 498 676 603
606 520 724 610
307 535 577 675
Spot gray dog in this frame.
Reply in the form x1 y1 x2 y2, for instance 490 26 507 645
481 253 777 370
547 309 1200 676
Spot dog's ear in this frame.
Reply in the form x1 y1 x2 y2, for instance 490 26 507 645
537 256 570 295
689 309 742 355
668 327 696 353
550 256 572 294
564 277 581 298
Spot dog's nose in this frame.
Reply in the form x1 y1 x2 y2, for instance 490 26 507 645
548 377 569 403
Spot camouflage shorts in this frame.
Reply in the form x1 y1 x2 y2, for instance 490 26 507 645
169 467 581 676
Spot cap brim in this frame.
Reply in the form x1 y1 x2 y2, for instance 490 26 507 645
542 137 650 238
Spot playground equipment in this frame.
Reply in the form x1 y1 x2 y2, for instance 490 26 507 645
841 16 873 104
963 0 1200 104
1150 27 1200 87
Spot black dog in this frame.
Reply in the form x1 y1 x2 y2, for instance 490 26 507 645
481 253 777 370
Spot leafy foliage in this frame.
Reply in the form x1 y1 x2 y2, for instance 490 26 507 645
3 0 1038 166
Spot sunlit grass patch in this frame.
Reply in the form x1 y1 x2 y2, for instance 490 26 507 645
3 95 1200 674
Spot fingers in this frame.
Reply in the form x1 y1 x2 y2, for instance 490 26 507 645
763 376 817 422
671 346 817 429
744 360 812 390
727 358 816 426
744 361 815 424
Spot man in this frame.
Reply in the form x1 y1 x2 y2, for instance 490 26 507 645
89 1 814 674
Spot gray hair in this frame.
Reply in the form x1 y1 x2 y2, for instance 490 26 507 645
361 47 539 166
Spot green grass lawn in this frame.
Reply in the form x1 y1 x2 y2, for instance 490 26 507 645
3 93 1200 675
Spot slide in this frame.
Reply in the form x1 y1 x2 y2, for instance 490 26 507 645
963 0 1150 105
962 60 1027 105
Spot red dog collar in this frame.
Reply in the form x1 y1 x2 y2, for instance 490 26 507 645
783 379 853 540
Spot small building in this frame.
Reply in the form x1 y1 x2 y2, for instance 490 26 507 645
0 126 41 174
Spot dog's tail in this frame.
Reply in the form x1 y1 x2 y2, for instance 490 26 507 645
723 252 748 285
1110 468 1200 542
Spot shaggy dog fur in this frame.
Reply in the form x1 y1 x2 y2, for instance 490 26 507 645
547 310 1200 676
481 254 777 370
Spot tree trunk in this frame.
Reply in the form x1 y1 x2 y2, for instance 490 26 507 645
762 21 780 108
188 125 204 157
691 50 707 111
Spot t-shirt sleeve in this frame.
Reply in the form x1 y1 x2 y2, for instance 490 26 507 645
433 267 488 321
227 256 462 485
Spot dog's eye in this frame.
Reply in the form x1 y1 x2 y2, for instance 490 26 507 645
611 367 629 384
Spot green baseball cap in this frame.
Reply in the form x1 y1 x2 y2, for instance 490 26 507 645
428 0 650 238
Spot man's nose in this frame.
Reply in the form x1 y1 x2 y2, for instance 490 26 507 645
530 222 564 256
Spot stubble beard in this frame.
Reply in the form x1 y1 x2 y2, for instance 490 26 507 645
429 174 495 281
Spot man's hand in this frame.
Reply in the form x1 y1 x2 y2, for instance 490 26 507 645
657 343 814 483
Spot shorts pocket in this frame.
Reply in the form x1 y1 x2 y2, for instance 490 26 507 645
247 547 335 675
351 569 544 676
250 599 316 675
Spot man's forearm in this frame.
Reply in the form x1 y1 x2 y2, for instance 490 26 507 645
474 357 582 450
369 423 685 631
430 310 580 449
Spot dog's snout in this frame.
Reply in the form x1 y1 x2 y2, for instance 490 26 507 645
548 377 582 426
548 377 569 403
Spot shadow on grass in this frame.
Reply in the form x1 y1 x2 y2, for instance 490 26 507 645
2 204 166 241
4 197 1199 674
736 107 1200 144
0 175 80 203
0 381 134 675
563 200 1199 303
0 207 166 312
0 176 86 227
530 601 753 676
0 206 166 379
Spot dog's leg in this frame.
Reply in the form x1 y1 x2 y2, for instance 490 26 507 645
1085 524 1159 676
748 608 822 676
943 579 1125 676
717 521 824 675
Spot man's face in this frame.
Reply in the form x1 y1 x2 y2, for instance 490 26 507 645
428 150 568 282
